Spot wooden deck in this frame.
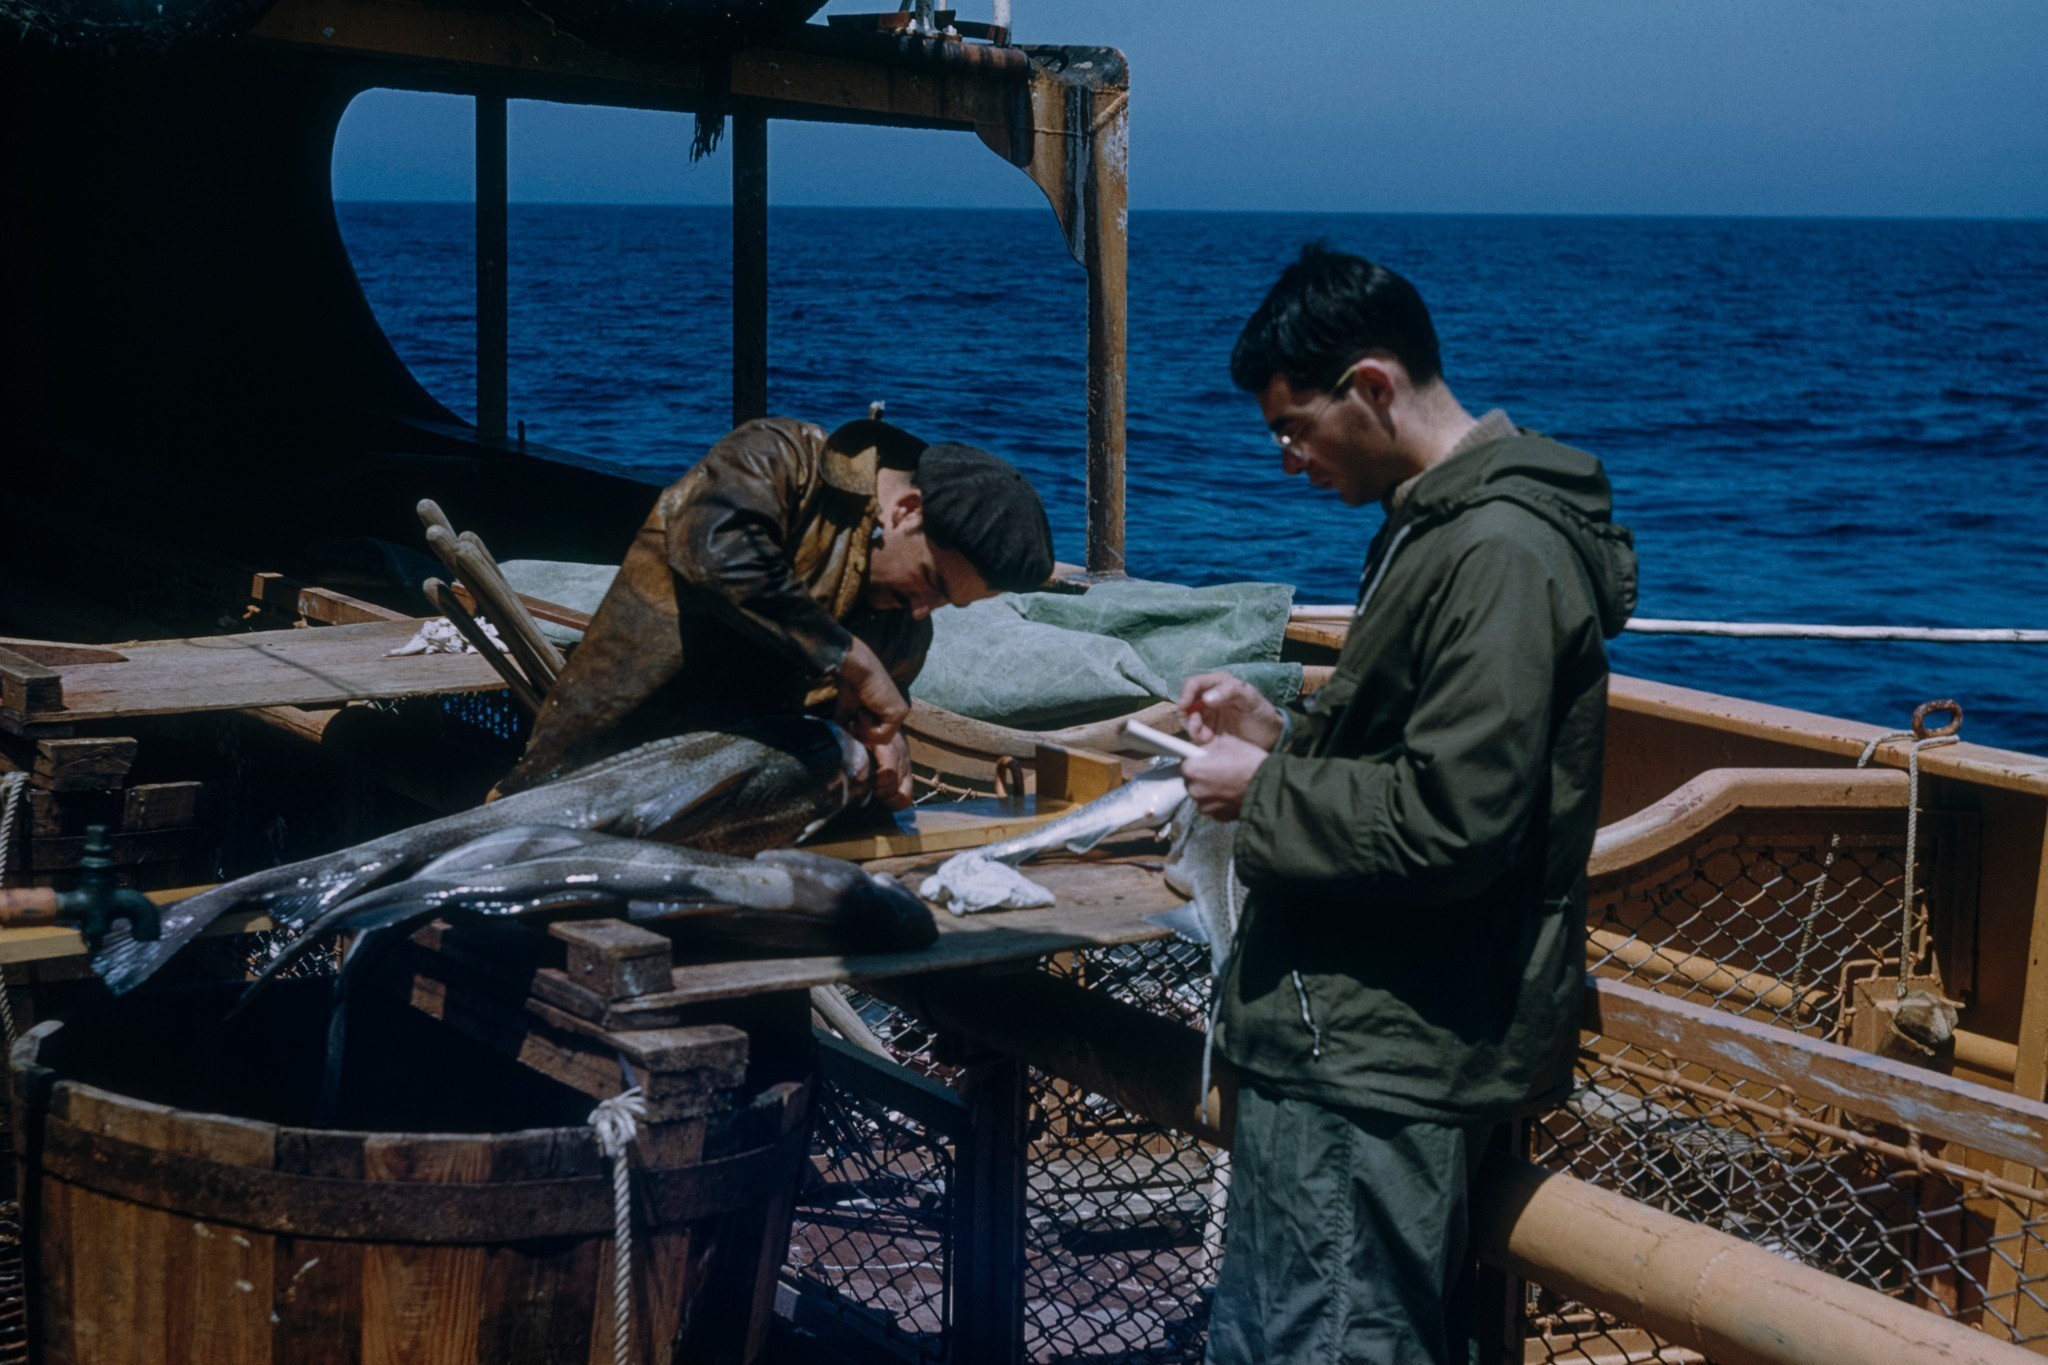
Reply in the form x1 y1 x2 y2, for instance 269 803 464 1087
0 619 507 725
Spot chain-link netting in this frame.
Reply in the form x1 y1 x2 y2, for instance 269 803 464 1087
1585 813 1918 1042
1530 1032 2048 1358
794 795 2041 1362
787 944 1227 1364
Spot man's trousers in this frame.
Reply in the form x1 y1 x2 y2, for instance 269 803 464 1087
1204 1080 1494 1365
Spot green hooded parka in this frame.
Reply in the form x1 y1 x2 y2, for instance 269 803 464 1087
1213 427 1638 1124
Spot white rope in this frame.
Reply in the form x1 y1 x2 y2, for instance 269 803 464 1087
590 1086 647 1365
1896 731 1958 999
1292 606 2048 643
1789 723 1958 1010
0 772 27 1050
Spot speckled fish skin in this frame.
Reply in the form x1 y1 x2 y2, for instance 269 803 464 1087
1147 799 1245 976
961 762 1189 867
94 716 869 994
247 825 935 990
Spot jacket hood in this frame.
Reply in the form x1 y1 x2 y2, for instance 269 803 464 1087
1399 429 1638 637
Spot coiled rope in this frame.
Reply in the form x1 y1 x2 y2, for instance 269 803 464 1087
0 774 26 1050
589 1086 647 1365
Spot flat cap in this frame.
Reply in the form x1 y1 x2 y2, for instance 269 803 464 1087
914 443 1055 593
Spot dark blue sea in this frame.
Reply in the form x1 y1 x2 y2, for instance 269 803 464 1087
336 205 2048 753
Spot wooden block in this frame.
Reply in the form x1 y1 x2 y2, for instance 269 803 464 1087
0 645 64 716
122 781 208 832
29 825 218 872
295 585 408 626
31 736 137 791
548 919 673 1001
29 788 122 839
610 1023 749 1078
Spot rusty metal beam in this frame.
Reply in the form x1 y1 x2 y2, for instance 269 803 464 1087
977 49 1129 574
475 90 508 443
732 110 769 427
244 0 1036 128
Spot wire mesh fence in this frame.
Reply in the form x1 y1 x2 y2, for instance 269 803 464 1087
786 943 1227 1364
794 799 2038 1363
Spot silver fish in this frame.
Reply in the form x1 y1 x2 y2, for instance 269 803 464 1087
95 716 870 994
1145 799 1245 976
919 763 1190 915
969 763 1188 865
250 824 935 988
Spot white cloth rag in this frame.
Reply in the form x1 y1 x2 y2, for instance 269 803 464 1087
387 617 504 657
919 853 1056 915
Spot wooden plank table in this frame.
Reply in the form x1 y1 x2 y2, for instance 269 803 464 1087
2 619 508 723
660 855 1181 1009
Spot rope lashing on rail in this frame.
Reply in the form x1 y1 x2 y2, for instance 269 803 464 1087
590 1085 648 1365
1788 702 1962 1010
0 772 28 1050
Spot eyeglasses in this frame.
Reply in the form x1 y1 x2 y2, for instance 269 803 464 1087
1270 363 1360 453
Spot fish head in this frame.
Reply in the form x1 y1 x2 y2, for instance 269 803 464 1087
755 850 937 951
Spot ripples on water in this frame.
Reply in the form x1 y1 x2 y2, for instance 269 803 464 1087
337 205 2048 752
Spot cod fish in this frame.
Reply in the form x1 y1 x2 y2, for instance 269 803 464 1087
1145 800 1245 976
920 764 1188 915
95 716 870 994
250 824 936 989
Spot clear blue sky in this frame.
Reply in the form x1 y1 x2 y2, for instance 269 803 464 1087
331 0 2048 217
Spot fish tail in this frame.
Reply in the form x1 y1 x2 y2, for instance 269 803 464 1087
93 855 384 995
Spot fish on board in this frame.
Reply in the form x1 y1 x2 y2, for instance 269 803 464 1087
1144 798 1245 977
920 763 1188 914
94 715 872 994
247 823 937 991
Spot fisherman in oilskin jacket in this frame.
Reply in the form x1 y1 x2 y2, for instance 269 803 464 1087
499 416 1055 802
1177 244 1637 1364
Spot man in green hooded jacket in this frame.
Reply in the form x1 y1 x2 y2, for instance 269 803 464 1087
1179 244 1638 1364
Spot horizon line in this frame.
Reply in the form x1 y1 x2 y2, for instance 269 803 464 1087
331 199 2048 226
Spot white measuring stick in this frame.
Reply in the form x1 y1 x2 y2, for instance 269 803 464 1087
1123 718 1204 762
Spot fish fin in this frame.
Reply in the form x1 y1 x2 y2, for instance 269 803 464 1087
622 768 753 841
1062 824 1117 855
1143 904 1211 945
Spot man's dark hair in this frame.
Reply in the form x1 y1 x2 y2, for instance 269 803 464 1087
1230 242 1443 395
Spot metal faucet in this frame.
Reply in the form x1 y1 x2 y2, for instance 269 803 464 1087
0 825 161 950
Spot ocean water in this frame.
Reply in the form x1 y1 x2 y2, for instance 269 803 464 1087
337 204 2048 752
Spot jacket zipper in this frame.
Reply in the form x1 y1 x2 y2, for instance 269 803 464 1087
1288 519 1417 1061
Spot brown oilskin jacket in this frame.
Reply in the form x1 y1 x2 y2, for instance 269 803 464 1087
499 417 931 794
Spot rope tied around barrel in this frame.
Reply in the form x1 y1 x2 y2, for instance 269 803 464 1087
590 1085 647 1365
1789 701 1962 1012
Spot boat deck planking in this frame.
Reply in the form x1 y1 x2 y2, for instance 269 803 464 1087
2 618 509 725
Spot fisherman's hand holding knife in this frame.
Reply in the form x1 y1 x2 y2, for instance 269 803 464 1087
836 637 915 811
1177 671 1284 821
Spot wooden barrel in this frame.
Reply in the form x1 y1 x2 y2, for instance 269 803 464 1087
9 981 811 1364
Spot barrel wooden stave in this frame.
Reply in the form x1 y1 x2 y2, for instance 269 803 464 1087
15 987 810 1365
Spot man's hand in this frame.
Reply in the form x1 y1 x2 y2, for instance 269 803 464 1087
835 637 912 748
871 734 914 811
1181 734 1268 821
1179 671 1284 751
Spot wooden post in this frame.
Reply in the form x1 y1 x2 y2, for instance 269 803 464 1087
732 110 769 427
1082 94 1127 576
954 1053 1026 1365
475 90 509 443
1983 805 2048 1346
